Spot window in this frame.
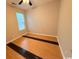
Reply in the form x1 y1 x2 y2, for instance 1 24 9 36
16 12 25 31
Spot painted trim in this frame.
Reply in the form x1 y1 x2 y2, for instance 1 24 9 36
28 32 57 38
66 57 72 59
57 36 65 59
7 32 27 44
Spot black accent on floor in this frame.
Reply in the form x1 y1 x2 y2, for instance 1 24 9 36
7 43 42 59
23 35 59 46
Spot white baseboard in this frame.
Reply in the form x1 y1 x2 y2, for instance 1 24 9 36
7 32 27 44
66 57 72 59
57 36 65 59
28 32 57 38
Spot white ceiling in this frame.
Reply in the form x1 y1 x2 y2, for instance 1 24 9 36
7 0 57 10
30 0 55 6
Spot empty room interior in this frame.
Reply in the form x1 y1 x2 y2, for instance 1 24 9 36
6 0 72 59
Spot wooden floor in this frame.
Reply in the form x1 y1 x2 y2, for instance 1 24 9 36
6 33 63 59
6 46 25 59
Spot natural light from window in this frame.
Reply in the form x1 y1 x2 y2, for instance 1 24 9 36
16 12 25 31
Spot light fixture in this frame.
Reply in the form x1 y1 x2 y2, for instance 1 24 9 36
23 0 29 3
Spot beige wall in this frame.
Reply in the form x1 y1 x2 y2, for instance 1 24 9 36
26 0 60 36
58 0 72 58
6 5 28 43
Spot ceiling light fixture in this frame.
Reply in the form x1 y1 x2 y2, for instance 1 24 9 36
23 0 29 3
